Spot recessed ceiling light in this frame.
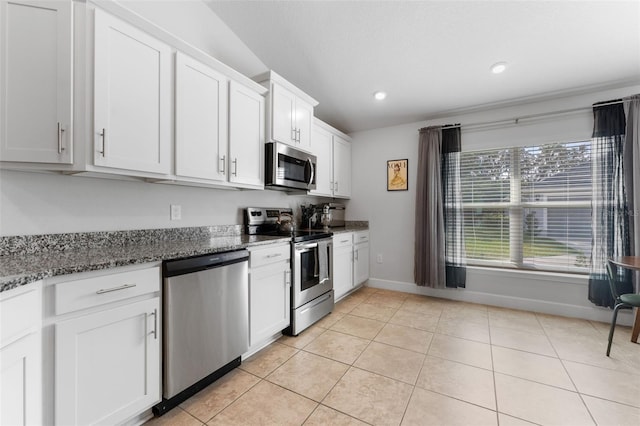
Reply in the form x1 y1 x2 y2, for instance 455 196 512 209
374 91 387 100
490 62 507 74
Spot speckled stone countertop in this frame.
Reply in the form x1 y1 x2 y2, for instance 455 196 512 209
0 226 290 293
330 221 370 234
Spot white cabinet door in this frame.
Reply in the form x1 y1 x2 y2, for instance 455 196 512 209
93 10 171 174
295 97 313 152
0 0 72 164
333 135 352 198
55 297 160 426
229 81 264 188
270 83 296 146
249 262 291 346
354 243 370 286
333 238 354 301
309 124 333 197
0 332 42 426
175 52 228 182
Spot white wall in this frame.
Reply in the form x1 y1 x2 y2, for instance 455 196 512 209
0 170 329 235
349 84 640 324
114 0 267 78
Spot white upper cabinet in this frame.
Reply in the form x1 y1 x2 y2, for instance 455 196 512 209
0 0 73 164
93 9 171 175
311 118 352 199
309 123 333 197
256 70 318 152
175 52 228 182
228 80 265 188
333 134 352 198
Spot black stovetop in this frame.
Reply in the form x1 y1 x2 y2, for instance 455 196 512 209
247 226 332 243
244 207 332 243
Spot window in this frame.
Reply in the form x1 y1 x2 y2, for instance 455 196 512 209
458 141 592 273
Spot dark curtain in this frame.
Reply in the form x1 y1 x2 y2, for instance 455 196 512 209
589 101 633 307
442 127 466 288
623 95 640 290
415 126 445 287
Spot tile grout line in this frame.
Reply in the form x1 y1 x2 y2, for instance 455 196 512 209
535 311 600 425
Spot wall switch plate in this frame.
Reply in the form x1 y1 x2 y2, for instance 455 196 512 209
376 254 383 263
170 204 181 221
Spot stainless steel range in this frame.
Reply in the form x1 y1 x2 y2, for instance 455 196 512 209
245 207 334 335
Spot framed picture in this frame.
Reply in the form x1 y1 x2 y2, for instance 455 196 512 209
387 159 408 191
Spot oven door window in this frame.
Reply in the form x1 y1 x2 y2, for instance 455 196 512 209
299 247 320 291
278 153 313 184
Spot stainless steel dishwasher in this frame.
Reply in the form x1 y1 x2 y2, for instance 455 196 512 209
153 249 249 416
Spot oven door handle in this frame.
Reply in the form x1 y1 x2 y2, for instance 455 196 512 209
295 242 318 251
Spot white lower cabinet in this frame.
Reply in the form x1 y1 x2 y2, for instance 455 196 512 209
0 283 42 426
333 233 354 301
248 244 291 350
55 297 160 425
48 265 161 426
353 231 370 286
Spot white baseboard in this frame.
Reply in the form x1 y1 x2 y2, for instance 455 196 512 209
366 278 634 326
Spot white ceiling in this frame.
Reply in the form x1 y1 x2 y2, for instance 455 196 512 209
206 1 640 133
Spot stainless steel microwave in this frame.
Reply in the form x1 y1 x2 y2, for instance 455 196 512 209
265 142 317 191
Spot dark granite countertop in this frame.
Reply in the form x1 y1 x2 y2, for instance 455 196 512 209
0 232 290 293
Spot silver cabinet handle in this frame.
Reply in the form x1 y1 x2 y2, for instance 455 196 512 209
232 158 238 176
98 128 106 156
95 283 136 294
296 129 301 143
285 269 291 287
340 239 350 244
266 253 283 258
220 155 226 174
57 122 65 154
149 309 158 340
355 249 359 261
291 128 297 142
335 181 339 192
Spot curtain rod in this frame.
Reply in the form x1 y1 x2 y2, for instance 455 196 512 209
420 99 624 132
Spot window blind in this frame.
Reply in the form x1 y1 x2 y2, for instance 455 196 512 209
458 141 593 273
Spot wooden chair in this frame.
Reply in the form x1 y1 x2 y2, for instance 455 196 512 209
606 260 640 356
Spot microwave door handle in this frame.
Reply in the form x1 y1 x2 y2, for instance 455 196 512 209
307 157 315 188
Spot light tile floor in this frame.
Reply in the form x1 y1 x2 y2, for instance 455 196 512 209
147 286 640 426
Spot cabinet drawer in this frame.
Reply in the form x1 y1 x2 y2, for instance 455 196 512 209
1 284 40 348
54 267 160 315
354 231 369 244
249 244 291 268
333 233 353 248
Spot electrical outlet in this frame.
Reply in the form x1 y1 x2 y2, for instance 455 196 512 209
170 204 182 221
376 254 383 264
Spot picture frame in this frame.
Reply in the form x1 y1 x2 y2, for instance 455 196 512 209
387 159 408 191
